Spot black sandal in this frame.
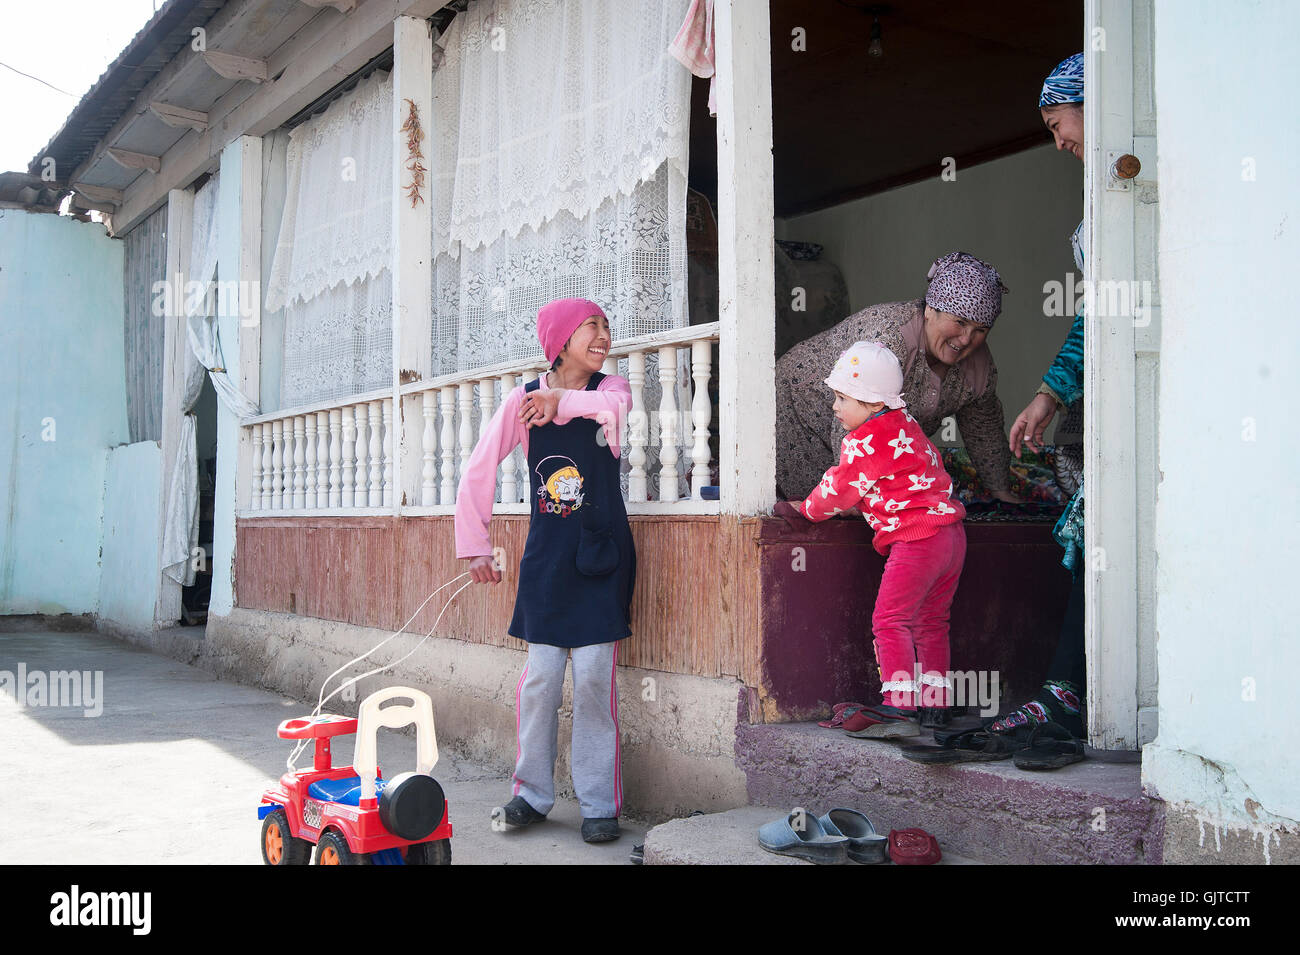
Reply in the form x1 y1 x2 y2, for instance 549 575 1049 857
1012 722 1086 770
901 728 1023 764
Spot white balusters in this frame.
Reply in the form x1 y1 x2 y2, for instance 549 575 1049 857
328 409 342 508
421 391 437 506
368 399 383 507
261 421 273 509
271 418 284 509
341 408 356 508
498 373 517 503
290 416 305 509
458 382 475 495
691 340 713 499
303 414 317 509
354 403 369 507
316 411 330 509
439 386 456 504
627 351 648 502
250 424 263 511
658 347 681 502
382 397 394 508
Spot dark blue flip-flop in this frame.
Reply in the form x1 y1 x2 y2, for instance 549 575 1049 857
818 808 887 864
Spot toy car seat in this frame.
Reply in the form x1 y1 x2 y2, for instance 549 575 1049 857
353 687 446 841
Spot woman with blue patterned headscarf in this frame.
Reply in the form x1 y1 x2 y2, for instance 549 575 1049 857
988 54 1090 750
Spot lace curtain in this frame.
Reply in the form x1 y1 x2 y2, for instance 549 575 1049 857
266 71 394 406
430 0 691 374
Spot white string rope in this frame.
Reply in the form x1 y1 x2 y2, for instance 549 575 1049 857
286 572 473 772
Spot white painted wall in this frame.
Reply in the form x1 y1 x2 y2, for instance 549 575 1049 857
1143 0 1300 838
777 145 1084 444
98 441 162 631
0 209 125 617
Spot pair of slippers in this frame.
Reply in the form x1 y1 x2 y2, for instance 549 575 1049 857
757 809 941 865
902 721 1085 770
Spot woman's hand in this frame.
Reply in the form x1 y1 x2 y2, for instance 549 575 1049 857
468 555 501 584
519 388 564 429
1009 393 1059 458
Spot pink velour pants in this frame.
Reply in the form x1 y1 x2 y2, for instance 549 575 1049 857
871 522 966 709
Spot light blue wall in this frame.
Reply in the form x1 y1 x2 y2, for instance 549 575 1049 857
0 209 126 615
1145 0 1300 831
99 440 162 630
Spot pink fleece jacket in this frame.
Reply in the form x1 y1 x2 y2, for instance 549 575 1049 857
454 373 632 559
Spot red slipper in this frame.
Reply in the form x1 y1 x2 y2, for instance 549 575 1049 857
888 828 942 865
818 702 872 729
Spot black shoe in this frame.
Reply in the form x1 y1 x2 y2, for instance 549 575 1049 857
581 817 620 843
629 843 644 865
919 707 952 729
500 796 546 827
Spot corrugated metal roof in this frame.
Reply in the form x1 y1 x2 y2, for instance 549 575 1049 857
26 0 226 180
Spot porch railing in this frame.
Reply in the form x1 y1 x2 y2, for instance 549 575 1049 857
238 322 720 517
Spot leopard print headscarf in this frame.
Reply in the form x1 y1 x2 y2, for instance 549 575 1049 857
924 251 1009 327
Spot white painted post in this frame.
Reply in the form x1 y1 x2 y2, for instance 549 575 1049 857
156 188 192 624
498 373 517 503
691 340 713 498
421 390 437 506
715 0 776 515
368 399 383 507
657 345 680 501
439 386 456 504
316 410 330 508
340 409 356 508
1083 0 1143 751
627 350 648 502
392 15 435 516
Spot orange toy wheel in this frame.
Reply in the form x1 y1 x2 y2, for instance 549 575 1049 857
261 809 310 866
314 829 368 865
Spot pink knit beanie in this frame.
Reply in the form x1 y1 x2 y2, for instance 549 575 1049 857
537 298 607 364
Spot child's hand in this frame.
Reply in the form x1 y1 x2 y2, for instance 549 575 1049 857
519 388 564 429
468 555 501 584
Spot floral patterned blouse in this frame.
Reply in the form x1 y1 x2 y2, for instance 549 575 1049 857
775 299 1012 499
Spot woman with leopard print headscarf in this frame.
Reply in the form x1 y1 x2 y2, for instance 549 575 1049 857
775 251 1021 503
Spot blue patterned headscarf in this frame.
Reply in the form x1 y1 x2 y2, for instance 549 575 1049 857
1039 53 1084 107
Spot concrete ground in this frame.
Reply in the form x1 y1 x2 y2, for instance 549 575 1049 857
0 630 646 865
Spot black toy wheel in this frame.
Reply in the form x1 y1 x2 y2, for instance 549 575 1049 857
262 810 311 866
315 829 369 865
405 839 452 865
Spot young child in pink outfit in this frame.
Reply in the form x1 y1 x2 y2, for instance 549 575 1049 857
788 341 967 738
455 298 635 844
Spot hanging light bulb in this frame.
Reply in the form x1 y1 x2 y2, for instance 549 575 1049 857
868 16 884 57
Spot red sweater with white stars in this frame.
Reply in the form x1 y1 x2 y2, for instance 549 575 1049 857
799 408 965 554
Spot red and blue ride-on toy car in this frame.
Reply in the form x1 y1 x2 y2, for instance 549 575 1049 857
258 686 453 865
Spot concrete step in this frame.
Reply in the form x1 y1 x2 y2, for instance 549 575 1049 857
734 720 1163 864
643 805 984 864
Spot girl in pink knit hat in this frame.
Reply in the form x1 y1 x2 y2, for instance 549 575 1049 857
455 298 635 844
785 341 967 738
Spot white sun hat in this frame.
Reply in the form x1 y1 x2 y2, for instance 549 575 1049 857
824 341 906 409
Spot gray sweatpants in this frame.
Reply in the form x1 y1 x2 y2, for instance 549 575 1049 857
512 642 621 819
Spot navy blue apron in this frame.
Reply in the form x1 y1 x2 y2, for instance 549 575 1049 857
508 372 636 648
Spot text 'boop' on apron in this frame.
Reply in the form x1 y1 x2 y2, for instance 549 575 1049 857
508 372 636 648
